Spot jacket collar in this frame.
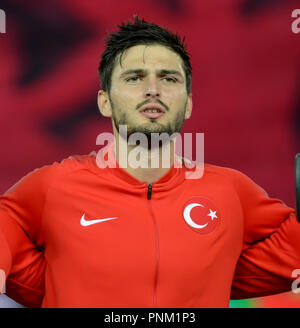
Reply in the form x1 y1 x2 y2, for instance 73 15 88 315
93 141 188 191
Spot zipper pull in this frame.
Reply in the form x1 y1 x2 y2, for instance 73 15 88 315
147 184 152 199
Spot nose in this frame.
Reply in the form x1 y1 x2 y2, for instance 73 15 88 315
144 78 161 99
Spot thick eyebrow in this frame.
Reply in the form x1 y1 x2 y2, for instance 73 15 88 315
119 68 184 79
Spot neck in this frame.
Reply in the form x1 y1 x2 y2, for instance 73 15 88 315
115 133 176 185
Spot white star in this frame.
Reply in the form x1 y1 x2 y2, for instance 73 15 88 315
207 209 218 221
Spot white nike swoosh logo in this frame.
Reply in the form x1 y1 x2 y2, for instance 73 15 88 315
80 213 118 226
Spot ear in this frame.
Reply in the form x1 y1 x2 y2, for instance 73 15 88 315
185 93 192 119
97 90 112 118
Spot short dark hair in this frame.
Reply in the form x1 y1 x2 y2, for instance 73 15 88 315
98 16 192 95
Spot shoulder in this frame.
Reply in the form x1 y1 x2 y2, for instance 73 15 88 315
203 163 267 195
182 161 270 205
203 162 250 180
182 160 257 186
4 151 99 197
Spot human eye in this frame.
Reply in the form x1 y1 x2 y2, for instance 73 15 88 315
162 76 177 83
125 75 142 82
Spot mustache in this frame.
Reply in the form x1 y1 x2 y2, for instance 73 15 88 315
136 99 169 112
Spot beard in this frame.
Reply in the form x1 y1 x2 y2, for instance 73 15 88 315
110 98 187 149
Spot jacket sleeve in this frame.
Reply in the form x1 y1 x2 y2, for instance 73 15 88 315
0 163 60 307
229 169 300 299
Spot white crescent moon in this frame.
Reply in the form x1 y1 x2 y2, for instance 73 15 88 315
183 203 208 229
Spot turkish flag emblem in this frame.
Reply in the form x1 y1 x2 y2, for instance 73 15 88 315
182 197 221 234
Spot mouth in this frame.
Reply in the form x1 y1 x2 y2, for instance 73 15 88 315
139 105 166 119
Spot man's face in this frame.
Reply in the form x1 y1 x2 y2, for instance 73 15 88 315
99 44 192 140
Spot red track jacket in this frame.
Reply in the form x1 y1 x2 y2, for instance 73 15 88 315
0 142 300 307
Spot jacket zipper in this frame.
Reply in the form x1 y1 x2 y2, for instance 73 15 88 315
147 183 159 307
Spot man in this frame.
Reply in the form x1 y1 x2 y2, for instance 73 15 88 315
0 16 300 308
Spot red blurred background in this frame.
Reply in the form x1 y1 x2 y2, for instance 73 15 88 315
1 0 300 307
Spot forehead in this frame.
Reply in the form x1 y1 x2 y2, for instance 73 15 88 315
113 44 185 77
